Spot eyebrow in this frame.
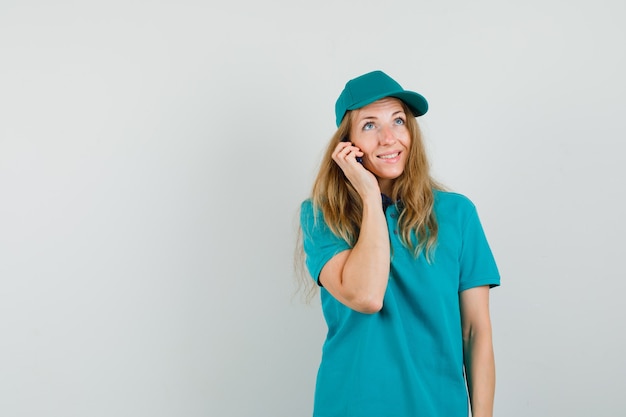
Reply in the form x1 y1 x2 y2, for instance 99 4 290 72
357 110 405 122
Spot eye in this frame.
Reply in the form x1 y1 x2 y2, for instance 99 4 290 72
363 122 375 131
394 117 405 125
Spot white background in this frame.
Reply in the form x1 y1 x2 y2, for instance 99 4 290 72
1 1 624 416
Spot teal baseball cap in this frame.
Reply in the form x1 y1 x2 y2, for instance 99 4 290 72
335 70 428 127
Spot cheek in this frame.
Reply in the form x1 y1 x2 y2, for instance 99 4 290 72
359 143 376 154
351 137 373 153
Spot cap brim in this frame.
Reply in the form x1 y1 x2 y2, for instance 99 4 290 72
347 90 428 117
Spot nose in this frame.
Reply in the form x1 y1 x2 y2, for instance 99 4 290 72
378 125 396 145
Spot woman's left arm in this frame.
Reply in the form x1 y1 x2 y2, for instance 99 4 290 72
460 285 495 417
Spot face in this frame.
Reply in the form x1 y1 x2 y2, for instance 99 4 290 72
349 97 411 195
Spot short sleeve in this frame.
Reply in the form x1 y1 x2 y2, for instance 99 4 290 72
300 200 351 285
458 204 500 292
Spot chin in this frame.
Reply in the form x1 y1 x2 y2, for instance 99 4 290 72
374 170 405 180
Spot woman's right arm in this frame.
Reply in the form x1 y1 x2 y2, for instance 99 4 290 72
317 142 390 314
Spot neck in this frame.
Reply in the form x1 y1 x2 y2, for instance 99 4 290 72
378 178 393 196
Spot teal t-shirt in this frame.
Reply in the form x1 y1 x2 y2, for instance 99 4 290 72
300 190 500 417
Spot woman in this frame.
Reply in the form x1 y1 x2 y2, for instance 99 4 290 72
298 70 500 417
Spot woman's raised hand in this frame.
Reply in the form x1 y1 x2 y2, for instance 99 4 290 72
331 141 380 201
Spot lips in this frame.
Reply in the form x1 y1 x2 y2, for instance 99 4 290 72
378 151 401 160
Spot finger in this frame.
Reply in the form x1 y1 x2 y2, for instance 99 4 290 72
333 143 354 162
346 147 364 162
332 142 351 158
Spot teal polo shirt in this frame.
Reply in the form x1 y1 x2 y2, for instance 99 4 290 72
300 190 500 417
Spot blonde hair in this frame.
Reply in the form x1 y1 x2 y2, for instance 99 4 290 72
294 101 443 300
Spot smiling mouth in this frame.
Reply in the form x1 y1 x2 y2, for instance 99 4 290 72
378 152 400 159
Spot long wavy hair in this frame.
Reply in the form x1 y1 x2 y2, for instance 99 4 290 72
294 101 443 300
